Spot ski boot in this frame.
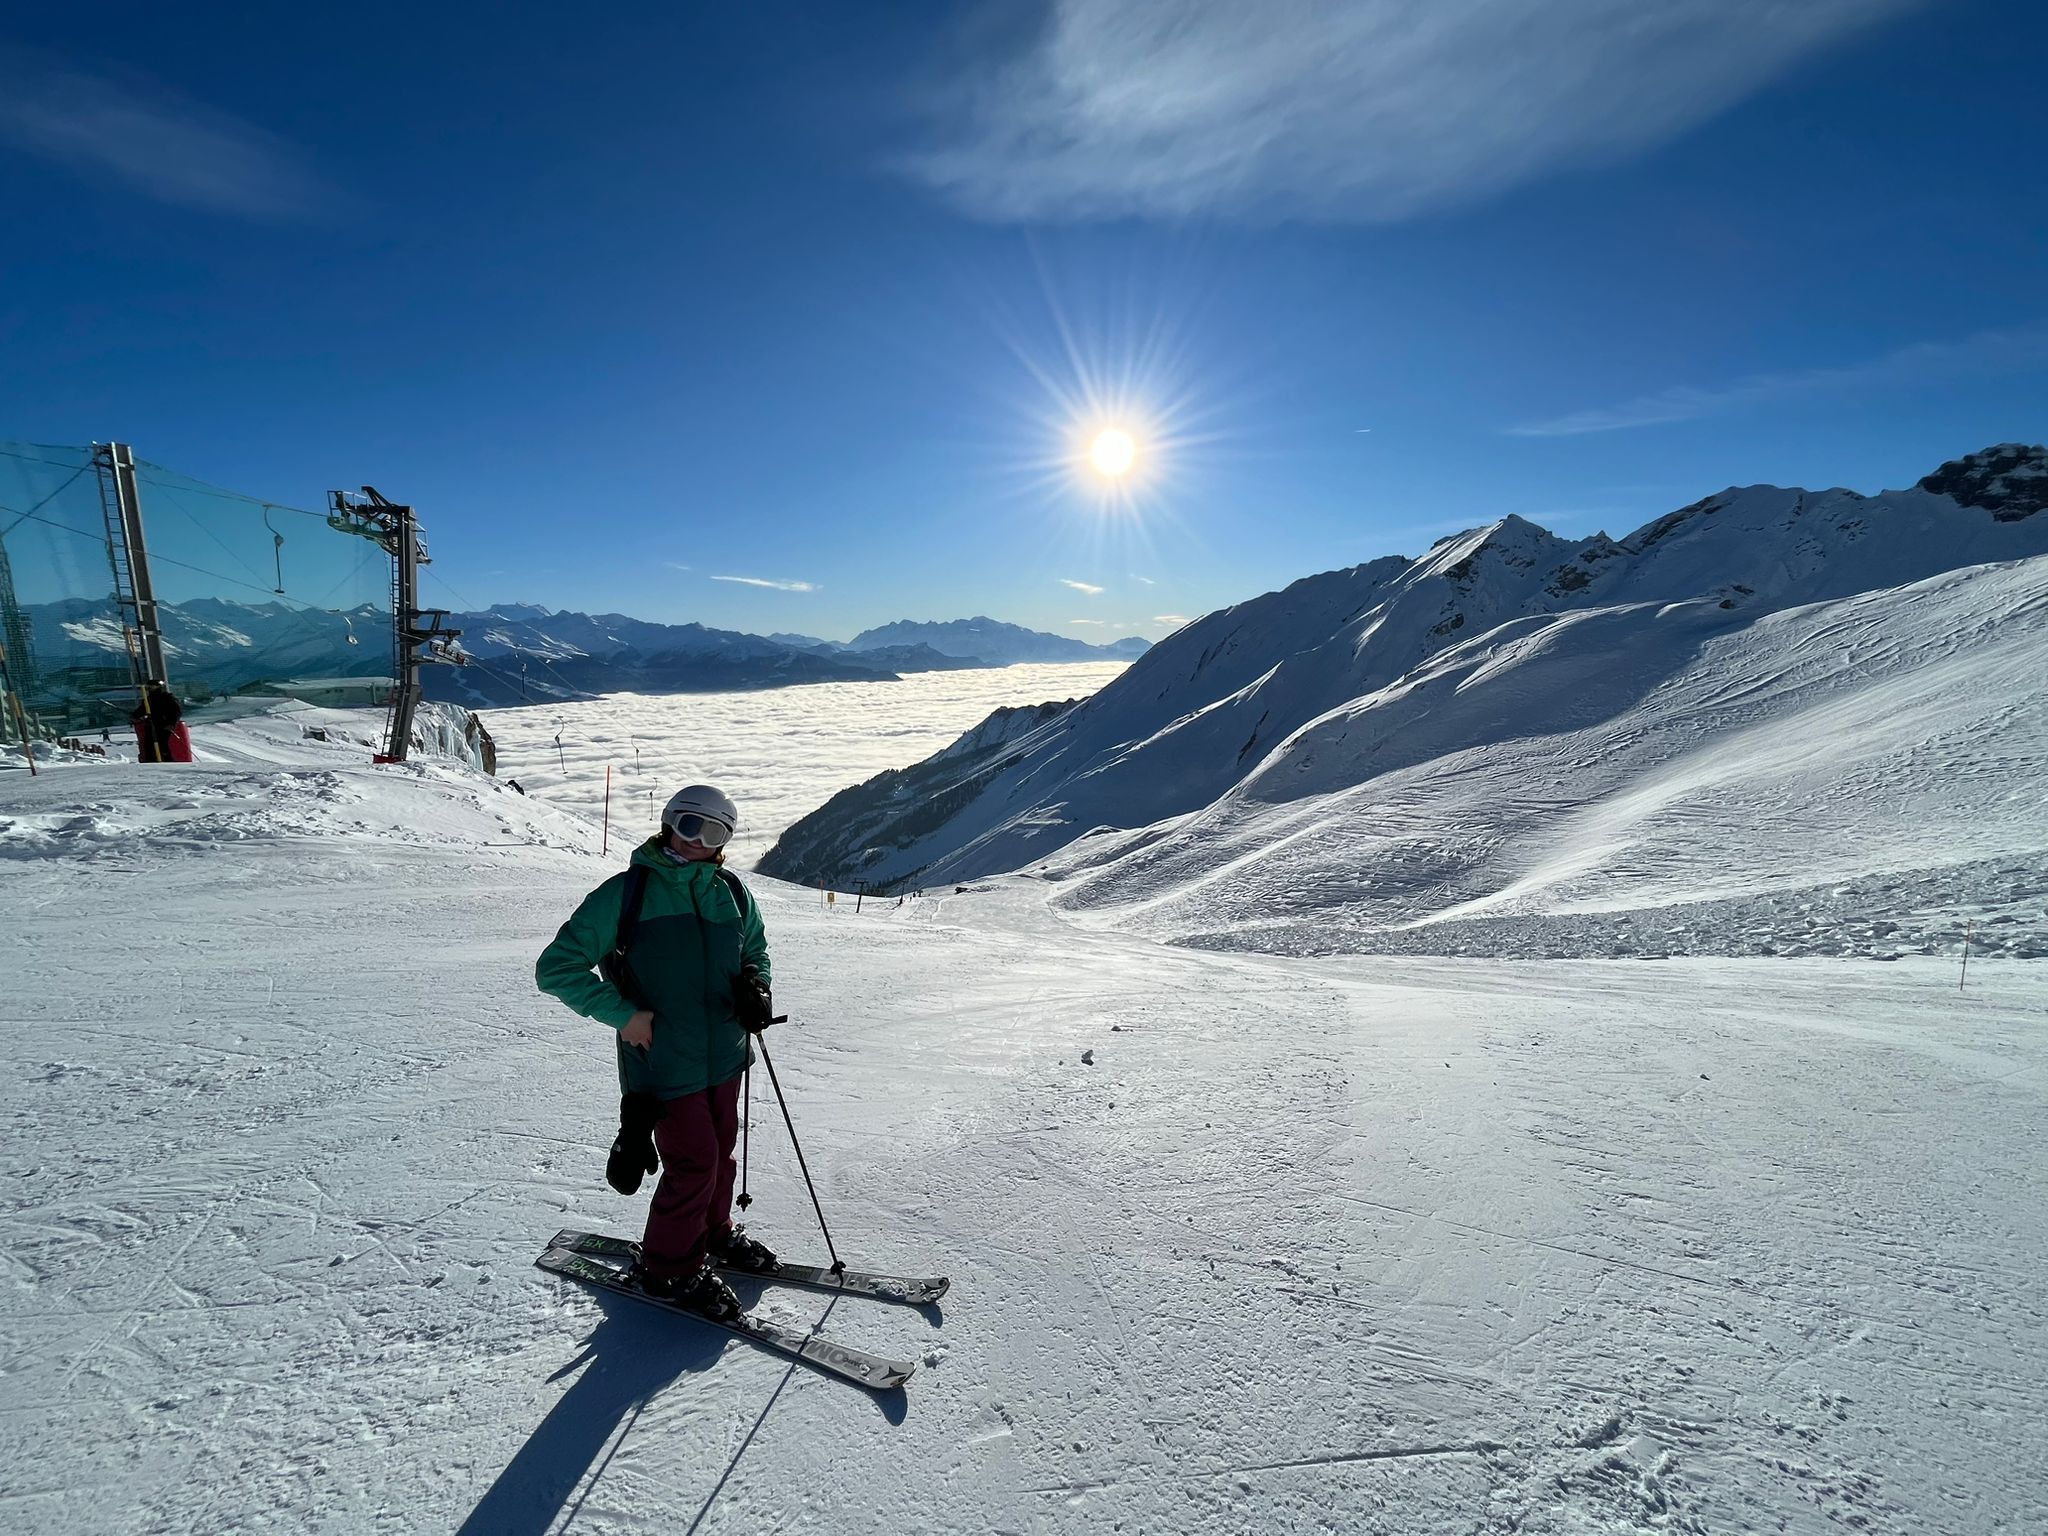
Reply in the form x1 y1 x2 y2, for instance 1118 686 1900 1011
633 1265 743 1321
709 1224 778 1274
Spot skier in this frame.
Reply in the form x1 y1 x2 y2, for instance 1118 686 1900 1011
535 784 779 1319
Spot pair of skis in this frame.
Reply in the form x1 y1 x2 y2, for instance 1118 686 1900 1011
535 1228 947 1391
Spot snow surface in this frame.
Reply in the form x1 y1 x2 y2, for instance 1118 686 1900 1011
5 712 2044 1534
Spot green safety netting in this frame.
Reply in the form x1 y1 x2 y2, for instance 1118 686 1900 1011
0 442 394 740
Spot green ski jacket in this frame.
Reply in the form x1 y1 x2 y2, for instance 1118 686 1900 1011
535 838 771 1099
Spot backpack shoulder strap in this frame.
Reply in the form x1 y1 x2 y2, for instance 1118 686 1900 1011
716 867 752 924
616 864 651 952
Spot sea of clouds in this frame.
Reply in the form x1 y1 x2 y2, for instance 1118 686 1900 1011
480 661 1127 869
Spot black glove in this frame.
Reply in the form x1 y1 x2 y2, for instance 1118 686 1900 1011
605 1092 663 1195
734 963 783 1034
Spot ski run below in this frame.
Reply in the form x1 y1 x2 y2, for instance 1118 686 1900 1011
3 710 2043 1535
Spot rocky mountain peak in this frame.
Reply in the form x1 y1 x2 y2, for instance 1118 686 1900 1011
1917 443 2047 521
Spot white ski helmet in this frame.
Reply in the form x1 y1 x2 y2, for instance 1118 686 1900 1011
661 784 738 846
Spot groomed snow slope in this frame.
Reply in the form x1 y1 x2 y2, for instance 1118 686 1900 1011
1046 556 2048 959
4 717 2045 1534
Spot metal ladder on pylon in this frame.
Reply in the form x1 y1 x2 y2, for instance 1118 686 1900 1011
93 444 153 695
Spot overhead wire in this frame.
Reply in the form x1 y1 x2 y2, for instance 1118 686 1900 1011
0 504 107 547
134 477 275 589
3 503 384 618
0 463 94 539
132 461 328 521
0 443 98 467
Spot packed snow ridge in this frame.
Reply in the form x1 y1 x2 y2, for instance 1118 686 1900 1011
761 445 2048 961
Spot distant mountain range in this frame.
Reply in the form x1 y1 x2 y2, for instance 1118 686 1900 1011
844 617 1151 664
13 596 1146 711
758 443 2048 956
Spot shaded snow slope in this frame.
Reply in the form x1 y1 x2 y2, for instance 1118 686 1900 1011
1048 558 2048 958
762 448 2048 959
3 731 2044 1534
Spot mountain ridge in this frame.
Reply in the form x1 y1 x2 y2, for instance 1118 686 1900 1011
758 444 2048 935
846 615 1149 664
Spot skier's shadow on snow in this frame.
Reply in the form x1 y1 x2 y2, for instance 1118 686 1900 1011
456 1303 719 1536
458 1294 907 1536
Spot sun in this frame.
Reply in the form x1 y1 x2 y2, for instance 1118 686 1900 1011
1088 427 1137 478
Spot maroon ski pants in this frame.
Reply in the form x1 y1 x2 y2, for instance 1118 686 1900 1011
639 1074 743 1281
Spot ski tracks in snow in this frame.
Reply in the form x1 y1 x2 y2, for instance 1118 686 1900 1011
4 745 2045 1533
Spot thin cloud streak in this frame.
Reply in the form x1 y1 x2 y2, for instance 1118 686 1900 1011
1510 324 2048 437
713 576 819 592
0 49 341 219
903 0 1917 223
1061 578 1105 595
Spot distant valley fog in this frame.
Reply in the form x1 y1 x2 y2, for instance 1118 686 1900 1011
480 661 1127 870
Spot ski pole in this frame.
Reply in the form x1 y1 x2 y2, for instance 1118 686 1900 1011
754 1033 844 1274
736 1057 753 1211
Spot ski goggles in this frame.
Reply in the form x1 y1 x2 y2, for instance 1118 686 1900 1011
666 811 733 848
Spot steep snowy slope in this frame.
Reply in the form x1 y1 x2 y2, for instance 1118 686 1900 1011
1052 557 2048 958
762 446 2048 957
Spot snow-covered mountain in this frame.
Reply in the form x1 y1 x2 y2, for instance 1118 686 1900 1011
760 697 1082 884
846 616 1150 664
762 445 2048 958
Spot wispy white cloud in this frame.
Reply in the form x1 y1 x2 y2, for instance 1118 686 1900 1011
1129 574 1155 586
713 576 819 592
903 0 1915 223
1152 614 1190 626
1060 578 1105 595
664 562 693 573
1068 618 1109 626
1509 324 2048 437
0 49 342 219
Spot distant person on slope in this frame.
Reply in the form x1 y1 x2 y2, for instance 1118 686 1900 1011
535 785 778 1319
129 683 193 763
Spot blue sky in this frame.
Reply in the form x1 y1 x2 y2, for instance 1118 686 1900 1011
2 1 2043 642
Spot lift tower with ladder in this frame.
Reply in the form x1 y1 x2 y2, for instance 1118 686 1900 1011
326 487 465 764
